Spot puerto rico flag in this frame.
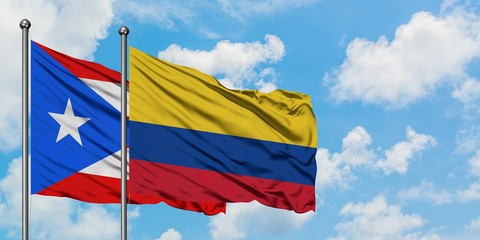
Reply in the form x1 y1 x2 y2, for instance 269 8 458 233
30 41 225 215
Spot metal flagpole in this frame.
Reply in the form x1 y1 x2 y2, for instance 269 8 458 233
119 25 129 240
20 18 31 240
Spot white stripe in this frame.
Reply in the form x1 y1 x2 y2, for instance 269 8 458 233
79 150 129 179
79 78 129 115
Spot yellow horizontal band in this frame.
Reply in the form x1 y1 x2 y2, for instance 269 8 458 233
129 47 317 148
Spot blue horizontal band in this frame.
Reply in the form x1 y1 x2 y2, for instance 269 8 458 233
130 121 317 185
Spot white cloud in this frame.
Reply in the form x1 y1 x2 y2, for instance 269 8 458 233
209 201 314 240
31 202 119 240
375 127 436 175
155 228 182 240
315 148 352 191
440 0 459 13
403 232 442 240
455 125 480 154
465 216 480 233
0 158 23 234
10 0 114 59
468 150 480 177
326 7 480 108
0 158 120 239
0 0 115 151
128 206 140 219
452 78 480 111
339 126 376 167
456 146 480 202
328 196 429 240
397 180 452 205
315 126 375 190
158 34 285 91
316 126 435 191
457 182 480 202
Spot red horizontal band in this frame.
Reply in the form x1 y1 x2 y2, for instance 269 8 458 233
130 159 316 213
37 172 225 215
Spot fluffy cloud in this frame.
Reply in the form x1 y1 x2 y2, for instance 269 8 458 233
456 149 480 202
155 228 182 240
375 127 436 175
457 182 480 202
209 201 314 240
452 78 480 112
158 34 285 92
455 125 480 154
397 180 452 205
467 150 480 177
316 126 436 190
328 196 435 240
0 0 115 151
315 126 375 190
0 158 119 239
338 126 376 167
326 7 480 108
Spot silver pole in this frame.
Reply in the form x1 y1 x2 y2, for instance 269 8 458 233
119 26 129 240
19 19 31 240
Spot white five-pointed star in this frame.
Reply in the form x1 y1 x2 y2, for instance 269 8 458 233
49 98 90 146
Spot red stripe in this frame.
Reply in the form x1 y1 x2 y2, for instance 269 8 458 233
33 41 121 83
37 172 225 215
130 159 316 213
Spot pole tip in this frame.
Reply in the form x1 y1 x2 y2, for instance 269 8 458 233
19 19 31 29
119 26 129 36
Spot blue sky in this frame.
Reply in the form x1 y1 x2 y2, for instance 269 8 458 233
1 0 480 239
